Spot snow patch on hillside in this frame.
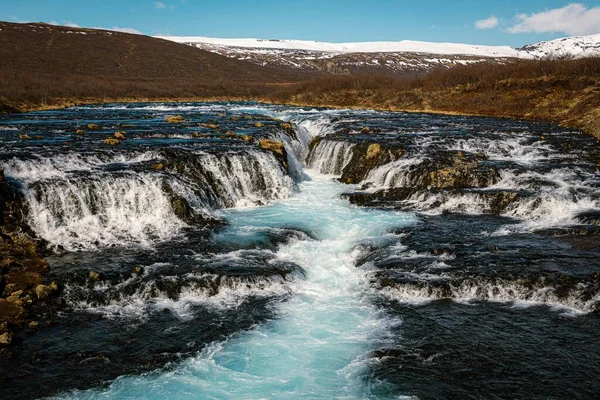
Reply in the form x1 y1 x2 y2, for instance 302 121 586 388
157 36 525 58
519 33 600 58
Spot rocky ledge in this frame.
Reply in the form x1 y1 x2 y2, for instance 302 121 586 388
0 170 60 362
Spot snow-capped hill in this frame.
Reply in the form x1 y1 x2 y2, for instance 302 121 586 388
156 34 599 78
519 34 600 59
158 36 522 58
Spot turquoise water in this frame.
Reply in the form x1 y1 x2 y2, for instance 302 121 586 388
60 172 416 399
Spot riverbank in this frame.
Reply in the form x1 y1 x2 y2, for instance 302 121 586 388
265 57 600 140
2 77 599 140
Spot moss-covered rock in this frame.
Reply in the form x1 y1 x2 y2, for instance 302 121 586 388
259 139 288 169
200 123 219 129
113 131 126 140
165 115 185 124
0 169 59 346
366 143 381 160
339 142 403 184
425 156 499 190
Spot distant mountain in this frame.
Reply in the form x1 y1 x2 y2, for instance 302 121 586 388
157 36 522 77
158 34 600 77
519 34 600 59
158 36 521 57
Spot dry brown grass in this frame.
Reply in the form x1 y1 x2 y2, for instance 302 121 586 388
265 57 600 138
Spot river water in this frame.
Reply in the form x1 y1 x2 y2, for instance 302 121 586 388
0 103 598 399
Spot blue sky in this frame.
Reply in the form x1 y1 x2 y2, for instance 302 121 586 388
2 1 600 46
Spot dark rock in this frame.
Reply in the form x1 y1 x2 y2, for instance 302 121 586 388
339 142 404 184
576 210 600 225
171 197 193 221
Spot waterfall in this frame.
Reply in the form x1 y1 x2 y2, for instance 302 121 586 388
3 149 296 251
306 140 355 175
24 173 185 251
191 150 295 208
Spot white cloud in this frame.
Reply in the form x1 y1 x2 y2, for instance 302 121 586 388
154 1 166 9
63 21 81 28
102 26 143 35
475 16 499 30
508 3 600 35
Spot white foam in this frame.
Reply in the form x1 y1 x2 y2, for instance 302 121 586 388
3 152 160 182
448 136 559 165
381 279 599 313
306 140 355 175
25 173 185 251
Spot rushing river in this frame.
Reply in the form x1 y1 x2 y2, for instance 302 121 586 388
0 103 599 399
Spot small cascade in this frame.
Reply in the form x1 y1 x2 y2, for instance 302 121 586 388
362 157 426 189
377 274 600 313
3 148 297 251
61 252 304 319
184 150 295 208
24 173 184 251
306 140 355 175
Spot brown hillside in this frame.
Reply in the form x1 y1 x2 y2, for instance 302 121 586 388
0 21 315 110
266 58 600 138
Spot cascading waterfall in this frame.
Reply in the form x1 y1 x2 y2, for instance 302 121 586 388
5 149 296 251
61 173 417 399
306 140 355 175
25 173 184 251
2 103 599 399
362 157 426 189
195 150 295 208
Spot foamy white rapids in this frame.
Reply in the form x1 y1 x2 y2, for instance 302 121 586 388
380 279 599 313
448 136 558 165
3 152 160 182
307 140 355 175
25 174 184 251
492 168 600 231
362 157 424 189
197 150 295 208
58 172 417 399
64 272 294 321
